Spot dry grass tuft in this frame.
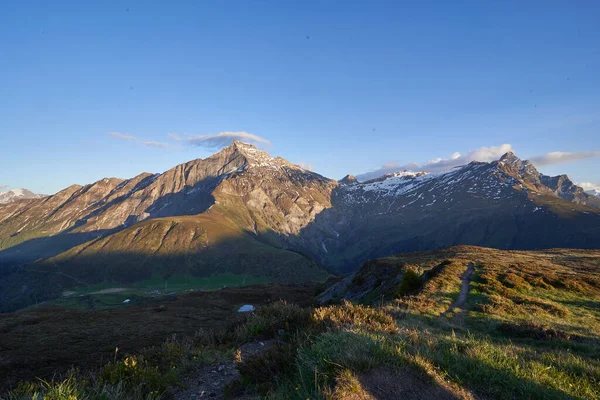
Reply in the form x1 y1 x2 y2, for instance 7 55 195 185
312 301 399 334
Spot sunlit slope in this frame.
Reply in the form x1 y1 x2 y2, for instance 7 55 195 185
0 212 327 311
48 212 327 284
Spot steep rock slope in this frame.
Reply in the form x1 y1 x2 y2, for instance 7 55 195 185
0 144 263 264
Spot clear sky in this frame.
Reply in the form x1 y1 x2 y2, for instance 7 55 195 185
1 0 599 194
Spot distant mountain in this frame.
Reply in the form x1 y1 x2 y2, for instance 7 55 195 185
0 188 45 204
1 142 600 311
298 151 600 271
587 189 600 198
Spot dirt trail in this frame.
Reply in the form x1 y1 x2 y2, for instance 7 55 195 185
172 340 274 399
441 262 475 318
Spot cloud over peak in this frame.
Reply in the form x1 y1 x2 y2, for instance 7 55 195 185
107 130 272 151
577 182 600 191
169 131 271 149
357 143 600 183
357 144 514 181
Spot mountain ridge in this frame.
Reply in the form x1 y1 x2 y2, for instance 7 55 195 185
1 143 600 311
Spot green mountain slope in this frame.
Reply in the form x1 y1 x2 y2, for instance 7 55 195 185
0 212 327 311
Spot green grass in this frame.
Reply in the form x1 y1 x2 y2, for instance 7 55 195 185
4 247 600 399
42 273 271 310
236 248 600 399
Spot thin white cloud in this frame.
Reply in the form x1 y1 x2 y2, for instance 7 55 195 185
577 182 600 191
107 132 173 150
357 144 514 181
0 184 9 191
142 141 171 149
529 151 600 167
108 132 136 141
170 131 271 149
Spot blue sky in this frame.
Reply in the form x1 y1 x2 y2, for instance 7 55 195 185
1 0 599 194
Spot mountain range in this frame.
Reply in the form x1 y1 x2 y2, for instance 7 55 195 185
1 141 599 311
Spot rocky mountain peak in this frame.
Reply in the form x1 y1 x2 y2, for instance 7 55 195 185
498 151 523 167
231 140 258 150
491 152 599 207
213 141 278 170
339 175 358 185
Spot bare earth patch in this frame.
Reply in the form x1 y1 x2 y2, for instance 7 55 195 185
172 341 276 400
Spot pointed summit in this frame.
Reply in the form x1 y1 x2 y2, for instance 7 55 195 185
499 151 520 163
339 174 358 185
230 140 258 150
497 151 525 171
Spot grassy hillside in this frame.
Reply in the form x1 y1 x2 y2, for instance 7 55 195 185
2 246 599 399
49 213 327 283
0 213 328 312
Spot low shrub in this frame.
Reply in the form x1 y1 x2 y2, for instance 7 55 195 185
395 268 422 297
500 273 532 291
312 301 399 334
236 344 298 393
98 355 174 396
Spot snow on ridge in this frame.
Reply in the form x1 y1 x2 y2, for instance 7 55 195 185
348 167 456 195
586 189 600 198
388 170 423 178
0 188 45 204
12 188 26 196
341 161 515 206
234 142 281 170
